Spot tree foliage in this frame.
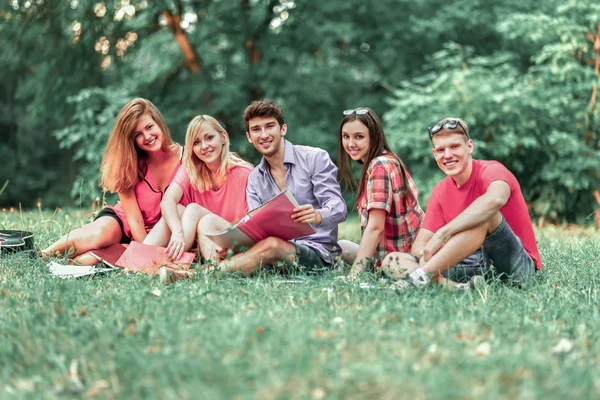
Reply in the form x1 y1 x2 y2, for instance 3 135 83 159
385 0 600 223
2 0 600 222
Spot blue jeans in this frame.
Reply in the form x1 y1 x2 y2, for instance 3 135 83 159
445 217 535 283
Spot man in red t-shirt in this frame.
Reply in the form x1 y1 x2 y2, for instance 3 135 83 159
382 118 541 287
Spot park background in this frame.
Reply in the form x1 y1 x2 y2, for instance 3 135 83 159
2 0 600 225
3 1 600 399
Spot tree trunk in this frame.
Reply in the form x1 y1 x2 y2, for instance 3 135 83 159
163 9 201 74
587 25 600 227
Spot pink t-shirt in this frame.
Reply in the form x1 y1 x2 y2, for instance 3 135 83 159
172 164 252 223
422 159 542 270
108 154 182 239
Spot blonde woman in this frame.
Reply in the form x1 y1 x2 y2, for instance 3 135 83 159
42 98 183 264
147 115 252 260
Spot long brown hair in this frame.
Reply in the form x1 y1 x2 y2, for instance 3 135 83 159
184 115 251 192
100 98 175 193
337 108 409 208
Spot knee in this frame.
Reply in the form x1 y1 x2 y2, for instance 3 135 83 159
255 236 287 257
382 252 413 266
184 205 211 228
381 252 418 278
183 203 204 218
337 240 358 263
486 212 503 234
197 213 229 234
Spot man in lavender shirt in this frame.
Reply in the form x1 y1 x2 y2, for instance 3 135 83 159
217 99 347 274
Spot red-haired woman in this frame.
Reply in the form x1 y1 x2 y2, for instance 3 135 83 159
42 98 182 264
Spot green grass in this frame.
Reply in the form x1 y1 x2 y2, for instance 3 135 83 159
2 209 600 399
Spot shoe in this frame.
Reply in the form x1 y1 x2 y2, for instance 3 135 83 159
389 268 431 292
388 279 413 292
455 275 486 291
409 268 431 286
159 267 194 284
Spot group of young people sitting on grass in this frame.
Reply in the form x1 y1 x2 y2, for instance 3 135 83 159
40 98 542 288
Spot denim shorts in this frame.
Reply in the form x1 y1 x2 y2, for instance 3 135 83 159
443 249 490 282
445 217 535 283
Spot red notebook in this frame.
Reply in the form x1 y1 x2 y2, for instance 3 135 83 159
200 189 316 249
89 244 127 267
90 242 195 274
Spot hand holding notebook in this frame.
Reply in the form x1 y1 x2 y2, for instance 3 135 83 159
200 190 317 249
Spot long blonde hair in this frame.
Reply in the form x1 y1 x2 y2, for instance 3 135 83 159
100 98 174 193
184 115 250 192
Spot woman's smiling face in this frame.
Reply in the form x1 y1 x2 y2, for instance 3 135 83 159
133 114 163 152
341 119 371 163
192 123 225 168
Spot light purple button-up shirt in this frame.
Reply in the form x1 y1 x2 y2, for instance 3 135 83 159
246 140 347 264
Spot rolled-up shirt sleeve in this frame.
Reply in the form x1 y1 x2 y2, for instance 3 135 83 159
245 171 262 211
311 150 347 227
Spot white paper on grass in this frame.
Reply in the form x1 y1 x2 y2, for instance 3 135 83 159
48 261 115 278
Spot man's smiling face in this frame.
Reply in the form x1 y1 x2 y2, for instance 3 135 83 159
246 116 287 158
432 133 474 185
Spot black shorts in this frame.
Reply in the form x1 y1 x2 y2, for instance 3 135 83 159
293 243 328 272
94 208 131 244
261 243 330 274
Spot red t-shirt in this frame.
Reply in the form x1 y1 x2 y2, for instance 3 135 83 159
172 164 252 223
422 159 542 269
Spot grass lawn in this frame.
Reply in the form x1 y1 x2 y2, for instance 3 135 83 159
1 208 600 399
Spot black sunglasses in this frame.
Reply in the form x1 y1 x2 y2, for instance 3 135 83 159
428 119 468 139
343 108 369 116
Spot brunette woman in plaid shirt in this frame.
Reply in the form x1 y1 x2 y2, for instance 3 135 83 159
337 108 424 278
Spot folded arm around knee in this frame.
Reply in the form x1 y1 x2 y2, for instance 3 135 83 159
423 181 510 261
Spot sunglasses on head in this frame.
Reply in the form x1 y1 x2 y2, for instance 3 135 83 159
428 119 468 139
343 108 369 116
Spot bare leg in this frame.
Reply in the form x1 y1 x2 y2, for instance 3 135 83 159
72 253 103 266
41 216 121 259
422 212 502 277
380 252 420 279
197 213 232 262
143 204 186 247
337 239 359 264
179 204 211 250
144 204 210 251
218 237 296 275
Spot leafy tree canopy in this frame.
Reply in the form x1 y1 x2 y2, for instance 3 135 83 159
1 0 599 223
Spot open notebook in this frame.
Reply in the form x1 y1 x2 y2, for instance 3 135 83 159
200 190 316 249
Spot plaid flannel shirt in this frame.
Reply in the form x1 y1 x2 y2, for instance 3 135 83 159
358 154 424 260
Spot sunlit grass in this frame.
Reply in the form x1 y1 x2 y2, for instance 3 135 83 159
1 209 600 398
